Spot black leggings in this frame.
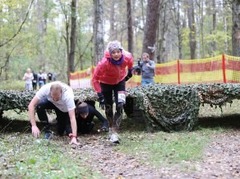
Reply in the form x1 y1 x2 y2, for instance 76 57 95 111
36 98 70 135
100 80 125 125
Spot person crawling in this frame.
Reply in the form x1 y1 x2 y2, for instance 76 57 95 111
74 101 109 134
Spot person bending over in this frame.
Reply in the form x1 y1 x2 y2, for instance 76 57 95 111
92 40 134 143
28 81 79 145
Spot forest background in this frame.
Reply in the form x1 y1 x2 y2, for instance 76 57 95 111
1 0 240 84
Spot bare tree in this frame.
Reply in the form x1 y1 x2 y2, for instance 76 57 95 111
35 0 47 70
212 0 217 52
186 0 196 59
68 0 77 76
142 0 161 60
156 0 168 63
0 0 34 48
93 0 104 64
109 1 116 40
127 0 133 53
232 0 240 56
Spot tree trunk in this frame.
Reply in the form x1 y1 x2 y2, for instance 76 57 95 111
187 0 196 59
142 0 161 60
36 0 47 70
127 0 133 53
156 0 167 63
212 0 216 53
109 1 116 40
93 0 104 64
232 0 240 56
68 0 77 82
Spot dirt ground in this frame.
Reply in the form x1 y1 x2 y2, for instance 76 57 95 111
70 129 240 179
1 116 240 179
61 115 240 179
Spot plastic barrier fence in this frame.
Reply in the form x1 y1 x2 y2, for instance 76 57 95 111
70 54 240 89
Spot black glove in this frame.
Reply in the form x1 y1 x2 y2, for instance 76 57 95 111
125 69 133 81
97 93 105 110
101 121 109 132
138 60 141 67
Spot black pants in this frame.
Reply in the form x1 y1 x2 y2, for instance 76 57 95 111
32 82 37 90
36 98 70 135
100 80 125 127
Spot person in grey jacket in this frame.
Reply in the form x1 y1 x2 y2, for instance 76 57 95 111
139 52 155 86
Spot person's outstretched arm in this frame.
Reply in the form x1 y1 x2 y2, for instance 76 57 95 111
28 96 40 138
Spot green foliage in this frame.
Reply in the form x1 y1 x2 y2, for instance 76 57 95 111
0 80 25 90
181 28 191 59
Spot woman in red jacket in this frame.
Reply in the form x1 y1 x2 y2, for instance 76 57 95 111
92 40 133 143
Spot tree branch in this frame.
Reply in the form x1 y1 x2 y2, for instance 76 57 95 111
0 0 35 48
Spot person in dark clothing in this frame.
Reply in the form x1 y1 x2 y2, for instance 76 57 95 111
47 72 53 82
75 101 109 134
32 71 38 90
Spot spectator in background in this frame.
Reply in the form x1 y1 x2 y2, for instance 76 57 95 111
92 40 133 143
22 68 34 91
38 70 45 88
32 70 38 90
47 72 53 83
139 52 155 86
42 71 47 84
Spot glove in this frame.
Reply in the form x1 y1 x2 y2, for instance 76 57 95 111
125 69 133 81
138 60 141 67
97 93 105 110
101 121 109 132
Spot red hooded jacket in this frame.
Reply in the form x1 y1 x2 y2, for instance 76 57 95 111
92 50 134 93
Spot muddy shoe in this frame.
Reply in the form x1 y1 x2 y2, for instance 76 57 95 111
109 133 120 144
44 130 53 139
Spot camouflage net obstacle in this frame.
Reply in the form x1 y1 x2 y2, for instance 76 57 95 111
1 83 240 132
125 84 200 132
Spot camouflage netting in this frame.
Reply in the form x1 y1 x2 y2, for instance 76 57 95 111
1 83 240 131
125 84 200 132
0 90 35 114
195 83 240 108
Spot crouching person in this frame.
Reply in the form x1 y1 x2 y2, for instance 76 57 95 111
75 101 109 134
28 81 79 145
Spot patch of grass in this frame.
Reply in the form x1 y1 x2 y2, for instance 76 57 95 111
0 80 25 90
116 128 224 167
0 134 103 178
3 110 29 121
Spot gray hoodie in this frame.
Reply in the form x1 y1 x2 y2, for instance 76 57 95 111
140 60 155 79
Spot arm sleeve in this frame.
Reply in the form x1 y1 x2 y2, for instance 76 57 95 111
92 107 106 123
148 61 155 70
92 65 102 93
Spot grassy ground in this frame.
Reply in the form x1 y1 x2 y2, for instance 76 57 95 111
0 80 25 90
1 81 240 178
1 102 238 178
